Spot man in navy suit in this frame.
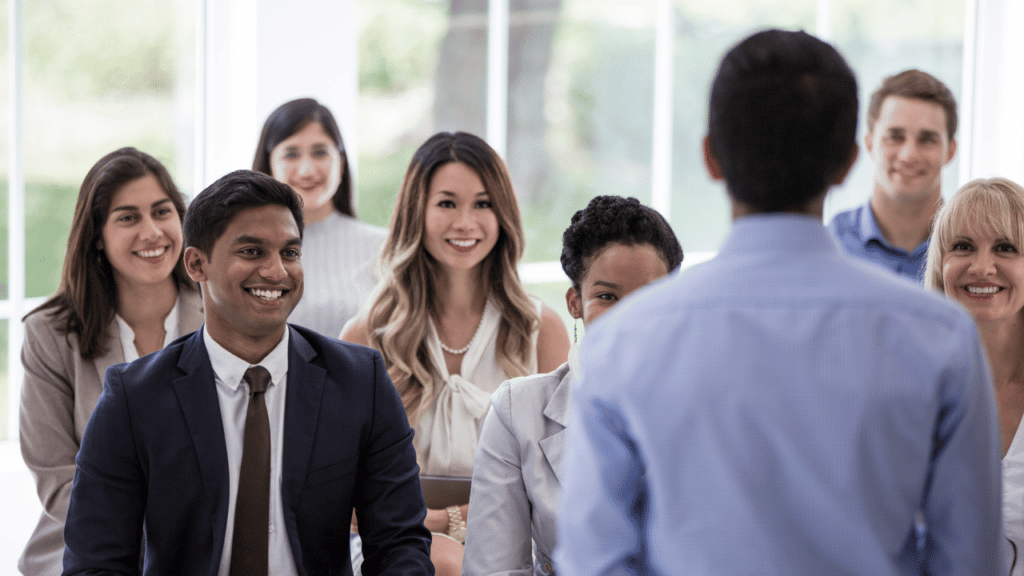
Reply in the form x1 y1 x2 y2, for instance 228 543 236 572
63 170 433 575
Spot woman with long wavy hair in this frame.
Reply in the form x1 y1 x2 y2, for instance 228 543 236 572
19 148 204 575
343 131 569 572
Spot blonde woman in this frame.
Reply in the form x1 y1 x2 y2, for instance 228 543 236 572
343 131 569 572
924 177 1024 575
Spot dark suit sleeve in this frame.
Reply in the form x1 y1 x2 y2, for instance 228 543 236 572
354 352 433 575
62 365 146 576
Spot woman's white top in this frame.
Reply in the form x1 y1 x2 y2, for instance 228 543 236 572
114 298 181 362
414 297 540 477
288 212 386 338
1004 421 1024 574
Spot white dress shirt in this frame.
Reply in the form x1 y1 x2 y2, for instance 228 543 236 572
204 327 299 576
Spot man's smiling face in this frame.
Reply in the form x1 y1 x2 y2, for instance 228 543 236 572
186 204 303 346
868 95 956 206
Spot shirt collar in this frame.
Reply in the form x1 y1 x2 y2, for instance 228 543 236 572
722 213 840 258
203 326 290 392
859 202 929 256
859 202 888 245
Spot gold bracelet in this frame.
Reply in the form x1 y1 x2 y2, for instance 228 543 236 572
446 505 466 544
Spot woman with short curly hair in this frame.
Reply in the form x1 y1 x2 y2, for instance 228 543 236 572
462 195 683 576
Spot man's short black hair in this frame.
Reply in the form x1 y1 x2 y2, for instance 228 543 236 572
560 195 683 291
184 170 305 257
707 29 859 213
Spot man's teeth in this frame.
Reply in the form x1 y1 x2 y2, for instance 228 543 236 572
136 247 166 258
249 288 283 300
967 285 1000 294
448 239 476 247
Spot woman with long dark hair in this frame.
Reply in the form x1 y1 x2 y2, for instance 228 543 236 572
19 147 204 575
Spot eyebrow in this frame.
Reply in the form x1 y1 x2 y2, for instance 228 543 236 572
436 190 489 197
593 280 622 290
885 127 940 137
109 198 173 214
230 235 302 247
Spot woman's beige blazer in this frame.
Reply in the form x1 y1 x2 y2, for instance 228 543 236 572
17 289 203 575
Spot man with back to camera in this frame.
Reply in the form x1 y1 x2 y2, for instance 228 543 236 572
62 170 433 575
556 30 1002 575
828 69 958 281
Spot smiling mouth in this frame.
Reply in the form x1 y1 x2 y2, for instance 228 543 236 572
892 168 924 179
247 288 286 302
135 247 168 259
965 285 1002 295
448 239 478 248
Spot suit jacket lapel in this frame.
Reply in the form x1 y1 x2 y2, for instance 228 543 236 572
173 330 231 551
92 327 124 392
539 370 573 485
281 326 326 511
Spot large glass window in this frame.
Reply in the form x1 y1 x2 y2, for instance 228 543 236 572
22 0 196 298
3 0 195 437
826 0 964 218
356 0 965 328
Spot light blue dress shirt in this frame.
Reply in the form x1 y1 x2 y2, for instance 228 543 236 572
556 214 1003 576
827 202 929 281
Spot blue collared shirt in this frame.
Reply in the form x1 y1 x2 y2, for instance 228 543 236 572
556 214 1002 576
827 202 928 282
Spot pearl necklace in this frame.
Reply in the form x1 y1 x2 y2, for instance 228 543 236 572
438 313 484 355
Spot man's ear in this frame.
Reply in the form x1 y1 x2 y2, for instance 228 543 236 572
566 286 583 320
946 137 958 164
183 247 208 282
703 136 724 181
863 131 874 156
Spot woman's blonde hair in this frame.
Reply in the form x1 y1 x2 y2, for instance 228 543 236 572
925 177 1024 292
365 132 537 423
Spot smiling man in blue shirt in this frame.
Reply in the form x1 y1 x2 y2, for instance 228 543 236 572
557 29 1002 576
827 69 958 282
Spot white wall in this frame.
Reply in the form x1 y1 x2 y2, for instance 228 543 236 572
960 0 1024 185
199 0 358 191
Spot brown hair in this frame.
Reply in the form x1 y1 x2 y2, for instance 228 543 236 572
363 132 536 423
27 147 193 360
867 69 958 140
925 177 1024 292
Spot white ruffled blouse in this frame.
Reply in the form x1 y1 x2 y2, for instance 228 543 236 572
414 298 540 477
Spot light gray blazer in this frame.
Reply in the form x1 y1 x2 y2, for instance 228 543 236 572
462 362 573 576
18 289 204 575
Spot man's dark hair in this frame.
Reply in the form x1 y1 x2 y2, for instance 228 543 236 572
707 29 859 213
867 69 957 140
184 170 305 257
561 195 684 291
